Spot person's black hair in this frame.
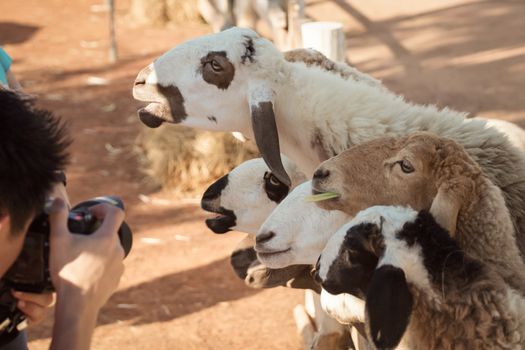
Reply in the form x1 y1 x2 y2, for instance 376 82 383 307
0 89 70 234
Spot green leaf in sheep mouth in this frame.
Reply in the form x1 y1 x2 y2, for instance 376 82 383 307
304 192 340 202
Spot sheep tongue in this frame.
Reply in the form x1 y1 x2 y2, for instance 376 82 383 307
138 108 165 128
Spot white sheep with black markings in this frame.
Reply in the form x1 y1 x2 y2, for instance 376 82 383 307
317 205 525 350
254 181 350 268
253 180 369 327
132 27 525 259
201 157 350 350
201 155 306 234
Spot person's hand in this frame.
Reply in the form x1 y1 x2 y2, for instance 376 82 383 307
11 290 55 326
48 198 125 310
47 197 125 350
48 182 70 208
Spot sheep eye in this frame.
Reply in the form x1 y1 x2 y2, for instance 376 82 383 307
269 174 281 186
264 171 289 203
210 59 223 72
398 160 415 174
264 171 282 186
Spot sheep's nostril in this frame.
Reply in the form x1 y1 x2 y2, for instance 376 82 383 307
313 168 330 180
256 231 275 245
134 77 145 86
134 66 152 86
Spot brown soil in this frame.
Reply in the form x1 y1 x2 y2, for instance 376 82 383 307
0 0 523 349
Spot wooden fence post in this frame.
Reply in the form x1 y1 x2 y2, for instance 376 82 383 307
108 0 118 63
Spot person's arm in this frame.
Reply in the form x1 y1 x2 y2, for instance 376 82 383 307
47 195 125 350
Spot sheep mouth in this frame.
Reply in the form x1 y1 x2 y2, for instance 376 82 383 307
309 187 340 202
203 207 237 234
138 102 171 128
256 247 292 259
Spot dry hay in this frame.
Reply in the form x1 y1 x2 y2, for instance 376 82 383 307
135 125 259 197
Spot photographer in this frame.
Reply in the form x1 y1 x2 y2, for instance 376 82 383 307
0 89 126 350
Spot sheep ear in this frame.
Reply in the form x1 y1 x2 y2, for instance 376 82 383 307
429 185 461 236
366 265 413 350
248 82 291 187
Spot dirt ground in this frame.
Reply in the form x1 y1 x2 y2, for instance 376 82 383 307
0 0 524 349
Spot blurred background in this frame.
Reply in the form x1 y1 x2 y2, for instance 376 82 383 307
0 0 523 349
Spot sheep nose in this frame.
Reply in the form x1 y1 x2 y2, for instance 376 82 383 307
313 168 330 180
256 231 275 245
134 65 152 86
201 175 228 203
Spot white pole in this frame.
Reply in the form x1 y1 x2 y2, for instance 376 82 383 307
301 21 346 62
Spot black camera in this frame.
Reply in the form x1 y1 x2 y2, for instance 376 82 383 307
0 196 132 343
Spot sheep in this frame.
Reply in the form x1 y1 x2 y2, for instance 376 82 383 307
282 48 385 90
284 50 525 153
254 181 350 268
477 117 525 151
201 157 350 350
316 205 525 350
132 27 525 260
253 180 369 330
200 157 362 323
312 132 525 294
284 49 525 153
201 155 306 234
200 156 316 289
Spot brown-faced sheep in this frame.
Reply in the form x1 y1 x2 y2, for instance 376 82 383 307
312 132 525 294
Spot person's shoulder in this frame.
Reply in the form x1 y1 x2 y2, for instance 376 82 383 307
0 48 13 70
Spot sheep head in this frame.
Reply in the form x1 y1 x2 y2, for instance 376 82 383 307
132 27 291 186
315 206 428 349
311 132 480 235
254 181 350 268
316 205 484 350
201 157 305 234
315 206 419 350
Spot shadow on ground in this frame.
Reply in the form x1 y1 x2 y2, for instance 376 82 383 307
0 22 39 45
339 0 525 118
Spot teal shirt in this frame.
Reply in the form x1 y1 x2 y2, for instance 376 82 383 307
0 48 13 86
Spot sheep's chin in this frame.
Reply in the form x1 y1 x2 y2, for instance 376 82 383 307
138 103 170 128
